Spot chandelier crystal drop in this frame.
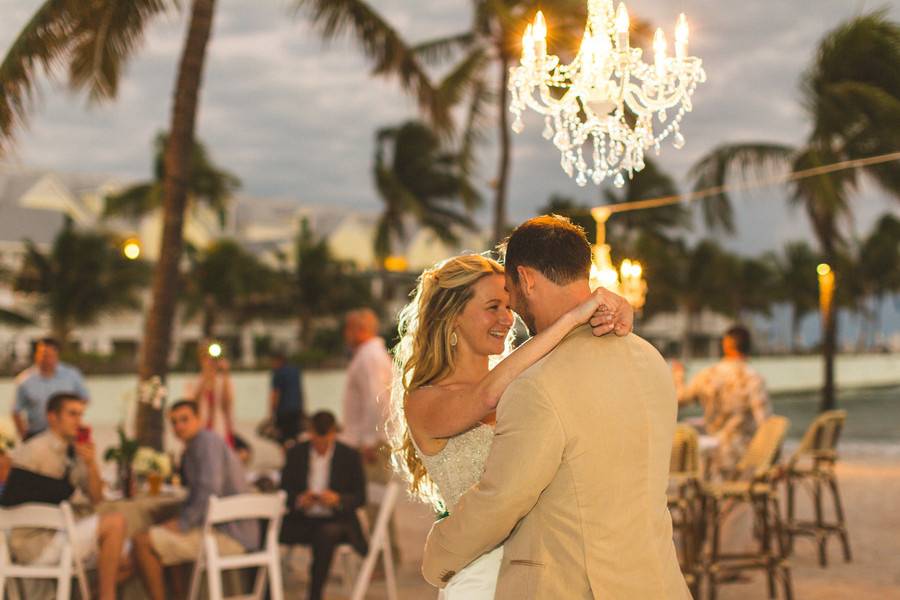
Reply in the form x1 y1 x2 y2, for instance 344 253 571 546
508 1 706 186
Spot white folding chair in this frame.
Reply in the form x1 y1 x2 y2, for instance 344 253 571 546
350 479 401 600
188 491 286 600
0 501 90 600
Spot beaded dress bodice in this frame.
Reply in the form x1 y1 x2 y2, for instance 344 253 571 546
418 423 494 511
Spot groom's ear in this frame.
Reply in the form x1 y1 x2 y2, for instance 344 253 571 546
516 266 537 296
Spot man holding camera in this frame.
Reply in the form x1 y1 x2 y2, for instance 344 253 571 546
280 411 367 600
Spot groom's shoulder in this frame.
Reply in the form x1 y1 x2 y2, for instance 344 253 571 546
541 328 666 371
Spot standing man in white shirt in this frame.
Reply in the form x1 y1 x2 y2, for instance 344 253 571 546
340 308 399 559
341 309 393 477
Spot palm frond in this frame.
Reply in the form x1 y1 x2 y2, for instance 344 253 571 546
802 10 900 122
689 142 796 232
0 308 34 327
436 46 488 123
66 0 174 102
292 0 450 131
0 0 77 155
103 182 160 219
790 146 854 253
410 32 476 67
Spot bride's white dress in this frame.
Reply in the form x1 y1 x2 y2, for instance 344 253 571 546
417 423 502 599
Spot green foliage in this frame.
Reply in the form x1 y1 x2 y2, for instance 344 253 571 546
374 120 480 260
767 241 821 348
539 158 691 251
182 238 286 336
103 426 140 465
0 0 176 156
291 0 447 129
104 132 240 226
292 218 377 348
689 12 900 249
13 218 151 346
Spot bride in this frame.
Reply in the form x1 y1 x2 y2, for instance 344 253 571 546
387 253 632 598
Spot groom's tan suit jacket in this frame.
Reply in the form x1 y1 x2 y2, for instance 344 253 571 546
422 326 690 599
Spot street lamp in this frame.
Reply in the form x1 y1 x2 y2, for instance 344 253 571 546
123 239 141 260
817 263 834 322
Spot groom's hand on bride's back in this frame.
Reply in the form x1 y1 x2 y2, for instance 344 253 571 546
589 287 633 337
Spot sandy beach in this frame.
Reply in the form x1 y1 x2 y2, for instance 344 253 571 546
230 424 900 599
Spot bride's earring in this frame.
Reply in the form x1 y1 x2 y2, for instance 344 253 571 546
450 331 458 347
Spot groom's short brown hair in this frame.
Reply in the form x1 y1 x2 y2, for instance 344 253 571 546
501 215 592 285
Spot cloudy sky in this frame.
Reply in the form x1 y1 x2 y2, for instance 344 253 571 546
1 0 897 257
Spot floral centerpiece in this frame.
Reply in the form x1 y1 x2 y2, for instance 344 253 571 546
131 447 172 478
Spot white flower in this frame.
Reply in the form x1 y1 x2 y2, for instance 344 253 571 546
132 447 172 477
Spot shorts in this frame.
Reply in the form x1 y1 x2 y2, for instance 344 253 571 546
148 525 245 566
32 515 131 568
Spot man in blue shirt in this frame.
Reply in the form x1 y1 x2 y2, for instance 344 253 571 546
269 351 304 445
131 400 258 600
13 338 90 439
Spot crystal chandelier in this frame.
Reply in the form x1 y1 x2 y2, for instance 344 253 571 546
588 208 647 309
508 1 706 187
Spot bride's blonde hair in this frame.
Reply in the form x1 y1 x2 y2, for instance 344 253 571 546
387 253 505 509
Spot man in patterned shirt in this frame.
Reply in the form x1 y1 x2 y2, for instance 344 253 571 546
673 325 772 478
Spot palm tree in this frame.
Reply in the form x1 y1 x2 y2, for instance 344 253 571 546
855 214 900 348
689 13 900 411
636 236 733 361
769 241 821 352
538 158 690 249
601 158 691 252
104 132 240 227
182 239 285 338
373 120 480 261
13 218 151 349
292 219 376 349
1 0 441 447
409 1 653 241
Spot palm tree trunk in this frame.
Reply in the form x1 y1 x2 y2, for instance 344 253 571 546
136 0 217 449
493 51 511 243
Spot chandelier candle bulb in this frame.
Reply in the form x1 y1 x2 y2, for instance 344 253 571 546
653 28 667 78
522 24 534 63
615 3 629 48
533 11 547 57
675 14 689 60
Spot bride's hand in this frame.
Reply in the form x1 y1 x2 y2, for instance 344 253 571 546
588 287 634 337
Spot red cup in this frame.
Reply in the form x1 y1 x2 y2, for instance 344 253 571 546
76 425 92 444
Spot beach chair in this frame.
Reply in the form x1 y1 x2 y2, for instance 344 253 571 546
188 491 286 600
0 501 90 600
668 424 703 595
783 409 851 566
699 415 793 600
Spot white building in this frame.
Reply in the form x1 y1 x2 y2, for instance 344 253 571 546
0 168 492 370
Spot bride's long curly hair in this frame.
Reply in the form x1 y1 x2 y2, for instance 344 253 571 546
386 254 506 510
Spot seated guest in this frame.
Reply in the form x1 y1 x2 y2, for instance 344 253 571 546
2 392 127 600
132 400 259 600
673 325 772 478
280 411 367 600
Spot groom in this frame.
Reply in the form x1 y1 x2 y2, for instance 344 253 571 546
422 215 689 598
